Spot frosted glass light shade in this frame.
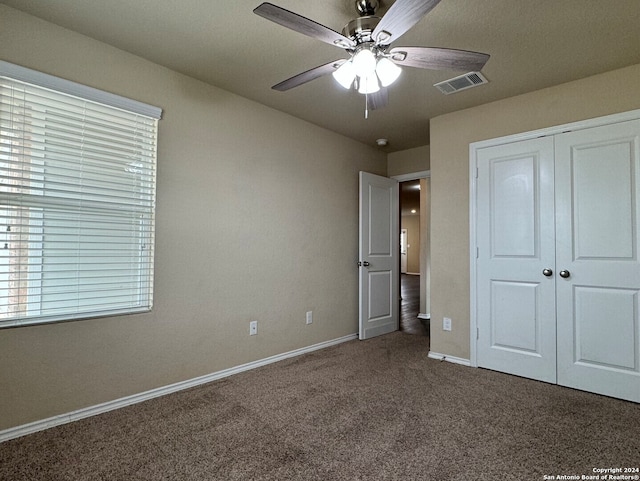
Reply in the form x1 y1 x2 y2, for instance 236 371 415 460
352 49 377 77
358 72 380 94
375 58 402 87
332 60 356 89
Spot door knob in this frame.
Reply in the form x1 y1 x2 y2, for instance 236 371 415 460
559 270 571 278
542 268 553 277
358 261 370 267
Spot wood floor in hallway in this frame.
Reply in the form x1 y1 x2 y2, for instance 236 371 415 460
399 274 429 337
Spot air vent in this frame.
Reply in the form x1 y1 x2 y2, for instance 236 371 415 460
434 71 488 95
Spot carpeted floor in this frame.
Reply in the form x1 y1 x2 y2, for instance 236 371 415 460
1 331 639 480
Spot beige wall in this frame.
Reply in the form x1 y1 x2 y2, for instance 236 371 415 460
0 5 386 430
387 145 430 176
401 215 420 274
430 63 640 359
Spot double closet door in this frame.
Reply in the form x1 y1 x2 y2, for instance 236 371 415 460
476 119 640 403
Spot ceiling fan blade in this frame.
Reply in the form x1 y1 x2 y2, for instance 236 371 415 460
372 0 442 46
272 59 346 91
389 46 490 71
369 87 388 110
254 3 355 49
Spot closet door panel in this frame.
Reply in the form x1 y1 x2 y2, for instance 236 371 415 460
476 137 557 383
555 119 640 403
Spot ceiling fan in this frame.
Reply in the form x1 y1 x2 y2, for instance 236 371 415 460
253 0 490 115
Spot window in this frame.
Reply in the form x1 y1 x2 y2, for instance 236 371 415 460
0 61 161 328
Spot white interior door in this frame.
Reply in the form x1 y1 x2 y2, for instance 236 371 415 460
359 171 399 340
555 120 640 403
476 137 557 383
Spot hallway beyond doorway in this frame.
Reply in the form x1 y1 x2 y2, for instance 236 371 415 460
400 274 429 337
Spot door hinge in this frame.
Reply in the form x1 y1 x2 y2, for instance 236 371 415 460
476 246 479 259
475 166 479 179
476 327 479 340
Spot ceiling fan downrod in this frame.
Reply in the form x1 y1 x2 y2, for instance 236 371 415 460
355 0 379 16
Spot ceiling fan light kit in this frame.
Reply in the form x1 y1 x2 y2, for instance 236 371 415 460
332 59 357 89
352 48 377 76
253 0 490 114
358 72 380 94
375 58 402 87
332 45 403 93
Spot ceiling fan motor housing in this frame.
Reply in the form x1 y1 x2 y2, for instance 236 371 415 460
342 16 381 45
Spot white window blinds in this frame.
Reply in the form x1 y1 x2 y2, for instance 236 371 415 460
0 62 161 328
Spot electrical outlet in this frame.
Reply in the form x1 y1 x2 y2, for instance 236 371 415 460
249 320 258 336
443 317 452 331
306 311 313 325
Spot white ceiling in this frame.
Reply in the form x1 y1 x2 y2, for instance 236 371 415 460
3 0 640 152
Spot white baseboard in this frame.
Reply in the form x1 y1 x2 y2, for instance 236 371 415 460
0 333 358 443
418 313 430 320
428 351 471 367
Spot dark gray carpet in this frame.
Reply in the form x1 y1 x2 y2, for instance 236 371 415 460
1 332 639 480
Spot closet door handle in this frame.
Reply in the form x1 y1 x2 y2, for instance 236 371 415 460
542 268 553 277
559 270 571 279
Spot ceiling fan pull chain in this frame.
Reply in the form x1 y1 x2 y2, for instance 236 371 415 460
364 92 369 119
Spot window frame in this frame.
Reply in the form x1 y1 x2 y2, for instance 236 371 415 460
0 61 162 328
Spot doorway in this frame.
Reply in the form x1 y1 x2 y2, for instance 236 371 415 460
358 171 430 340
398 177 430 336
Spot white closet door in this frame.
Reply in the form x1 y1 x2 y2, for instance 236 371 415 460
555 120 640 403
476 137 557 383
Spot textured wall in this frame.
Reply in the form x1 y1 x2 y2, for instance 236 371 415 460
387 145 430 177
